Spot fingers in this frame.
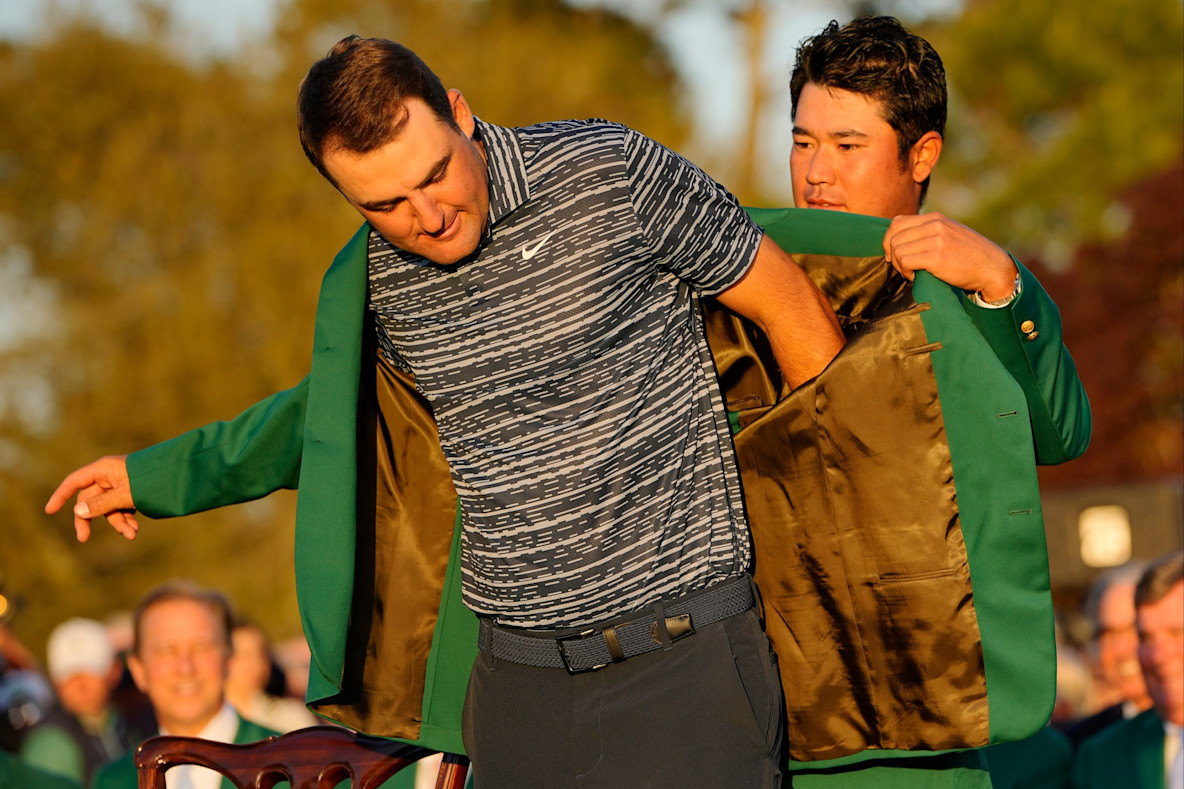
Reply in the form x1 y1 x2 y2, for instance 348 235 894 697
77 487 134 520
45 467 99 515
884 213 957 280
106 510 141 541
47 455 137 542
71 508 138 543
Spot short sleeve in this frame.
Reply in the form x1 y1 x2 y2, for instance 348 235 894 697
625 128 763 295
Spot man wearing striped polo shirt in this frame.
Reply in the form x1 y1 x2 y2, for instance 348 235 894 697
48 37 845 786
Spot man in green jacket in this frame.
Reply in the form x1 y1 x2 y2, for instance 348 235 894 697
1071 552 1184 789
49 35 847 788
93 581 279 789
741 15 1089 787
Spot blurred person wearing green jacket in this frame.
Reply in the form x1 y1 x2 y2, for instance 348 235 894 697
1072 552 1184 789
20 618 143 787
93 582 278 789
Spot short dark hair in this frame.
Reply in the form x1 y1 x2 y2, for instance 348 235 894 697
1084 561 1148 636
790 16 947 203
132 580 234 656
1135 551 1184 609
297 36 457 184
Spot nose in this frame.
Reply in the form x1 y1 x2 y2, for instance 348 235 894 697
805 149 834 185
175 649 196 675
408 191 446 236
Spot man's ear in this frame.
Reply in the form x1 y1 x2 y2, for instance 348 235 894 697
448 89 476 139
910 131 943 185
127 653 148 693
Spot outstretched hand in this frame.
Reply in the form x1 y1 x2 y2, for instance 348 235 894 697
44 455 139 542
883 213 1018 301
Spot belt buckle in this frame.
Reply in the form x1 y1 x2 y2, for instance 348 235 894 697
556 628 610 675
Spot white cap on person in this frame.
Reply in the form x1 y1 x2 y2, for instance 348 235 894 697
46 618 116 683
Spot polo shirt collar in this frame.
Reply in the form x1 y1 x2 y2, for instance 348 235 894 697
474 118 529 227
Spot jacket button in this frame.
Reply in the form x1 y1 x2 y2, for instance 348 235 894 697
1020 320 1035 333
1026 331 1040 342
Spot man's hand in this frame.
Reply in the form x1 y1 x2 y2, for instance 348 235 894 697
883 213 1018 301
44 455 139 542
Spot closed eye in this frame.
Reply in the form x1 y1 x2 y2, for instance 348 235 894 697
359 154 452 213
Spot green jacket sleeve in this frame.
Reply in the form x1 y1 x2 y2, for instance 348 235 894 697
749 208 1090 467
127 376 310 518
961 258 1091 465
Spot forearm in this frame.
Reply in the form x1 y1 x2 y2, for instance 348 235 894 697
716 235 845 389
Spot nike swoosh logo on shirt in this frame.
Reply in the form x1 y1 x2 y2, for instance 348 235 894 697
521 230 557 260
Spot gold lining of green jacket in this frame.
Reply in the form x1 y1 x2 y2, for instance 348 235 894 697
126 207 1089 764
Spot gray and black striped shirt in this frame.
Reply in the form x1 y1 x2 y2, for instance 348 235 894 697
368 118 763 628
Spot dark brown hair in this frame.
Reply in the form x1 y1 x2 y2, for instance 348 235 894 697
1135 551 1184 609
132 579 234 656
790 16 947 203
297 36 457 184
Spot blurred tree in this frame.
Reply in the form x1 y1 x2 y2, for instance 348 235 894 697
1036 158 1184 487
269 0 688 149
922 0 1184 267
0 19 338 653
0 0 689 657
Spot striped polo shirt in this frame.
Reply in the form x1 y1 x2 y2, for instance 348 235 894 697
367 118 763 628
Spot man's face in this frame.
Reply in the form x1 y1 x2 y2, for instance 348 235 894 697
128 599 230 737
324 90 490 266
1137 580 1184 725
227 626 272 694
55 670 114 719
790 83 934 219
1095 581 1151 706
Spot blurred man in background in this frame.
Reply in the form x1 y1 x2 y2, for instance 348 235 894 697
1065 562 1153 746
1072 551 1183 789
225 619 316 734
19 618 142 786
93 581 277 789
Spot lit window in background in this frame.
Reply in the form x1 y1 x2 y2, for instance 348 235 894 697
1078 505 1133 567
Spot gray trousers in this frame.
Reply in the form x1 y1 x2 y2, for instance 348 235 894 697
462 606 785 788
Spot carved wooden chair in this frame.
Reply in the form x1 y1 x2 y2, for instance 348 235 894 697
134 725 470 789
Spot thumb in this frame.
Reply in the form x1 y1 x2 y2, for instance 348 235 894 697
75 488 133 519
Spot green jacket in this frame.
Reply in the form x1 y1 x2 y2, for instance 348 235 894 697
721 209 1089 768
985 726 1072 789
0 750 81 789
127 208 1088 763
92 715 277 789
1070 709 1167 789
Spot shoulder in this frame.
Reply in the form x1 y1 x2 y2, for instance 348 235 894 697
92 751 136 789
1079 709 1162 756
518 117 628 142
515 118 633 161
19 718 78 753
235 715 281 744
0 750 83 789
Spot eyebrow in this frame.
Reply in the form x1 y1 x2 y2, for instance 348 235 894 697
792 125 871 141
358 153 451 212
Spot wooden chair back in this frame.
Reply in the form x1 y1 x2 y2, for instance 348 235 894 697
134 725 469 789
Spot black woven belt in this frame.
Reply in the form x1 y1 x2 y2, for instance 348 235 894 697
477 576 755 674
